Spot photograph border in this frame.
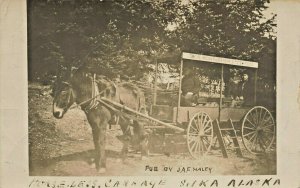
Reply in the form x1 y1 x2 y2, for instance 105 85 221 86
1 0 299 187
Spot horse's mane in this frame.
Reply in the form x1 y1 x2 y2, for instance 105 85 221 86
70 68 144 100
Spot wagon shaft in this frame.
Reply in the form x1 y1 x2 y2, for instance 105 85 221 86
99 97 185 132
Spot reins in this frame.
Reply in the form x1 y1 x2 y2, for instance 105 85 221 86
69 88 107 110
70 74 108 111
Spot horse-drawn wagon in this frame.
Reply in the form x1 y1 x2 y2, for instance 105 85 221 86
53 52 276 172
106 52 276 158
150 52 276 158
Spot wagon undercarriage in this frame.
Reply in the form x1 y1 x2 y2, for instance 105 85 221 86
99 96 276 159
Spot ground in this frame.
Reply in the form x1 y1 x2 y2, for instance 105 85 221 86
29 82 276 176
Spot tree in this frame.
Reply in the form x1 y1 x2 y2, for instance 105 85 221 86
168 0 276 81
28 0 276 95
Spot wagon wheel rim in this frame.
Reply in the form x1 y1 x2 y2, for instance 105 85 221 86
187 112 214 159
241 106 276 154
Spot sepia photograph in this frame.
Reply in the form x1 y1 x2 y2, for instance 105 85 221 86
27 0 278 176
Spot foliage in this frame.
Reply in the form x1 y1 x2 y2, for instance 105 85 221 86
28 0 276 91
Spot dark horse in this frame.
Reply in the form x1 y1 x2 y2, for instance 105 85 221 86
52 69 148 173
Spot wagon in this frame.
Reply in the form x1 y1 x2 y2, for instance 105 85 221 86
101 52 276 159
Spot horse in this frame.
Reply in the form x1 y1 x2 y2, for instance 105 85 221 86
52 69 148 173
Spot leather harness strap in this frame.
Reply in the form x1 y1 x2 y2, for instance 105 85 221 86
69 75 107 111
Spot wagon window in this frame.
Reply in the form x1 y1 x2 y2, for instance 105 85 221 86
180 60 256 107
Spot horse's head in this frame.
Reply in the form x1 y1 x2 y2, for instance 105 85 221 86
52 81 75 119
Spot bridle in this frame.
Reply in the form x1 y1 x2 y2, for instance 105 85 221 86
54 81 74 111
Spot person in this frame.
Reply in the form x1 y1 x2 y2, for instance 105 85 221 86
181 68 199 106
225 69 240 100
239 73 254 106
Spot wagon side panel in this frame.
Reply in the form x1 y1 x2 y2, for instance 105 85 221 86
173 107 219 123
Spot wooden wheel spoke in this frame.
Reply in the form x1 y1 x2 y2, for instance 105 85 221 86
252 112 259 125
258 110 267 126
261 123 275 130
262 129 274 135
191 120 199 132
243 131 256 137
188 136 198 142
202 115 208 127
200 138 206 154
261 115 272 126
258 135 268 150
242 107 276 154
250 133 258 150
202 139 209 151
244 125 256 131
198 139 203 154
190 140 198 151
192 119 199 130
246 118 257 128
255 108 259 124
202 137 210 145
204 125 212 133
198 113 203 125
195 140 200 153
189 133 200 136
259 108 263 124
261 126 274 132
248 112 256 125
198 114 202 130
261 132 272 145
255 134 264 150
248 131 257 142
203 119 211 129
261 131 274 137
188 112 213 158
261 110 267 121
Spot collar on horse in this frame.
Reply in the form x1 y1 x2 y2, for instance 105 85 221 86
69 74 107 112
84 74 101 112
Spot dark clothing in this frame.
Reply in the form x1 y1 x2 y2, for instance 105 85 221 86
181 75 199 95
181 74 199 106
239 80 254 106
226 79 240 99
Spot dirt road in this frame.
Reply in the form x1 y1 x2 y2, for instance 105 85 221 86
29 83 276 176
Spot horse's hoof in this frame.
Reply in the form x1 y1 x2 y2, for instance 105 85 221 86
97 168 106 174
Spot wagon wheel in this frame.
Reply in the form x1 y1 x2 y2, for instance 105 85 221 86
241 106 276 154
187 112 214 159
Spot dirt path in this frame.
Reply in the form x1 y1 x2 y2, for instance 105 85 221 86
29 83 276 176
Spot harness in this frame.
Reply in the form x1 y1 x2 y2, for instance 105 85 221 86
61 81 74 109
84 74 101 112
69 74 107 112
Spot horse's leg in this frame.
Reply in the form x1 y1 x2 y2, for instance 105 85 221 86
118 116 132 161
98 120 107 172
87 110 108 174
91 126 101 169
133 120 149 159
91 122 107 173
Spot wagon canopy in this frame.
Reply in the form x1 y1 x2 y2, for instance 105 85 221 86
182 52 258 69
